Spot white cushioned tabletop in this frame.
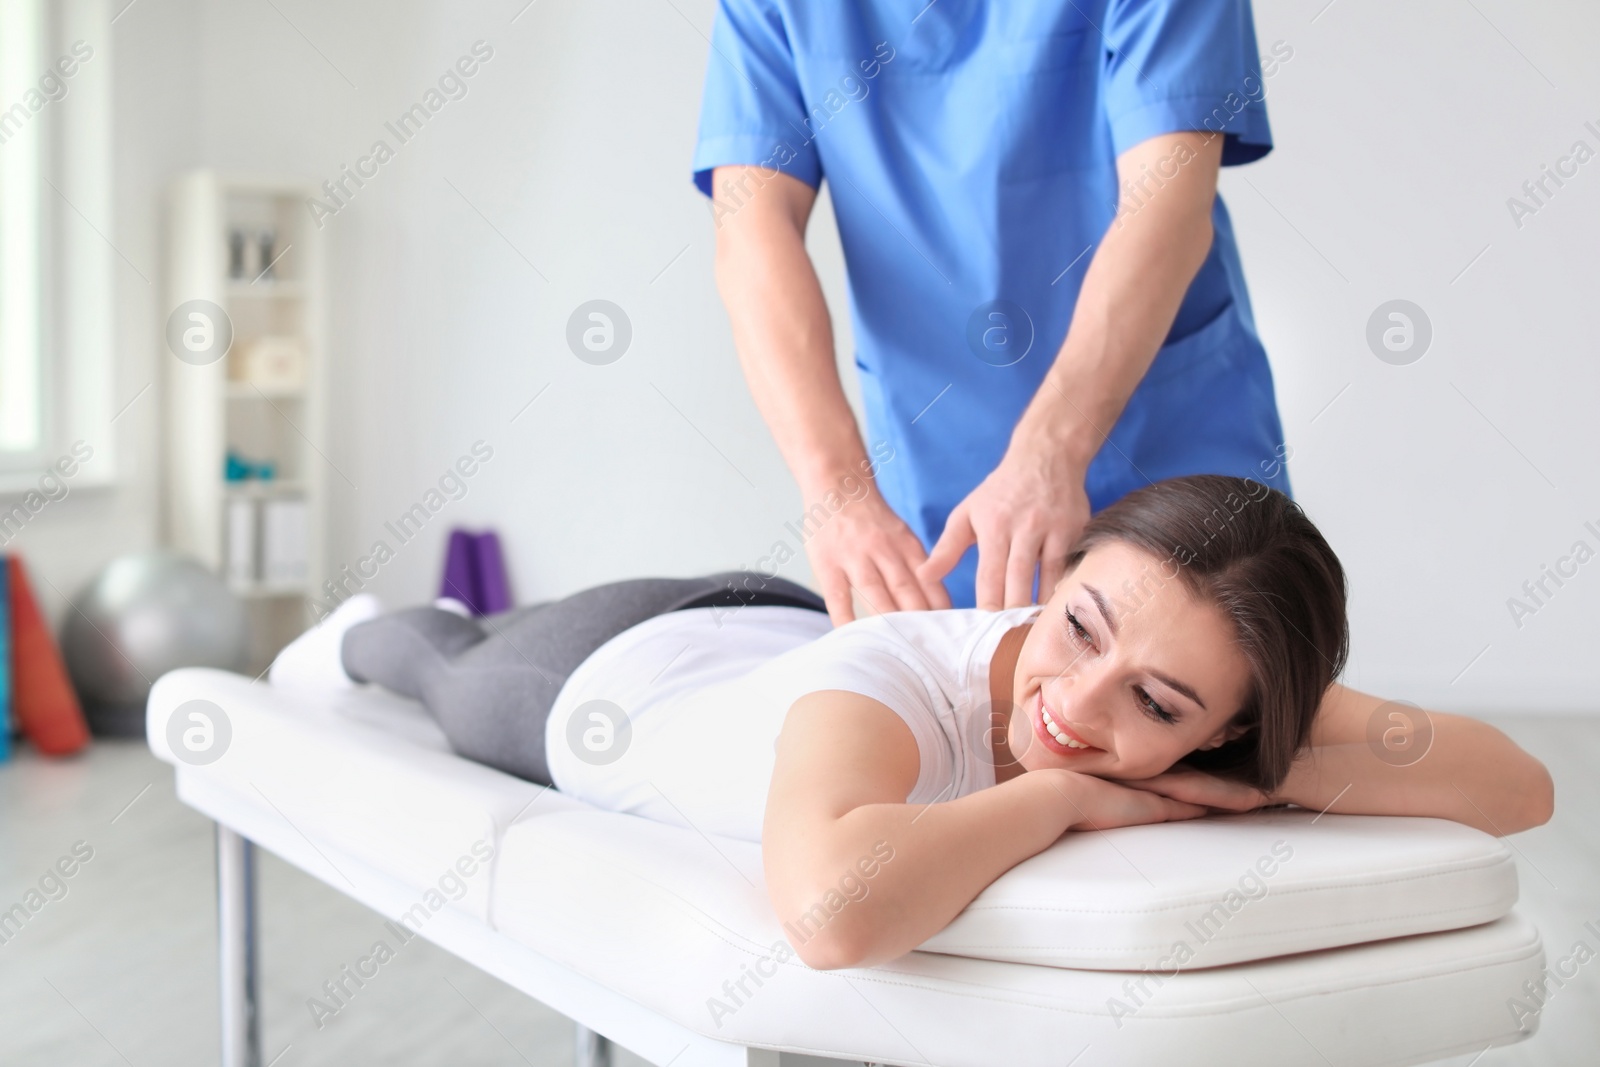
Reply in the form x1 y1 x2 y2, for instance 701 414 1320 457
491 809 1542 1066
921 807 1517 969
147 669 549 925
147 668 1546 1067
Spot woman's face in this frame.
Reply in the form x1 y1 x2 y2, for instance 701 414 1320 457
1004 541 1253 779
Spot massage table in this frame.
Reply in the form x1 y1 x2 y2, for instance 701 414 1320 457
146 667 1547 1067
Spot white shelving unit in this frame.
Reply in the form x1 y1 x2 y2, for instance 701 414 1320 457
165 170 327 673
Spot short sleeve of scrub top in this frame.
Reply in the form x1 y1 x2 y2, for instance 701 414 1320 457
693 0 1274 194
689 0 822 198
1100 0 1274 164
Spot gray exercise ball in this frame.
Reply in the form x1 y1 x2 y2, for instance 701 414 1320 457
62 550 248 737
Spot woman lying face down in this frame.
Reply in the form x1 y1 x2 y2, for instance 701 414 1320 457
992 473 1344 794
280 471 1555 974
761 475 1554 971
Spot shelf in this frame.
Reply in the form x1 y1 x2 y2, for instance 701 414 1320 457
231 579 309 599
223 479 306 498
216 173 320 196
225 380 306 400
169 169 325 674
226 280 307 300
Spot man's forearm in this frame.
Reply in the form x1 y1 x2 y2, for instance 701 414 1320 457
712 169 870 500
1012 132 1223 471
1275 717 1555 836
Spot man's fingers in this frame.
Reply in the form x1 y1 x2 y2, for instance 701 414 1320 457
849 563 897 621
893 522 952 609
1039 531 1072 603
874 554 934 612
908 544 955 609
819 568 856 628
917 505 973 585
919 568 953 610
1004 528 1045 608
972 520 1009 612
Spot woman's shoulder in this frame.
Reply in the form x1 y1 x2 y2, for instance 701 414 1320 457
833 605 1041 651
831 605 997 636
806 605 1038 686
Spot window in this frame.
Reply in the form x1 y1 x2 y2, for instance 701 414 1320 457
0 0 114 491
0 0 44 459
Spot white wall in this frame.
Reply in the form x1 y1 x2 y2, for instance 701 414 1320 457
1225 0 1600 711
172 0 867 614
15 0 1598 713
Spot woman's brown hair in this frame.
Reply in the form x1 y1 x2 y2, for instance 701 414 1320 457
1061 474 1348 794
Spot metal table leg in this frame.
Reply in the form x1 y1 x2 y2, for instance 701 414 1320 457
217 824 261 1067
576 1022 614 1067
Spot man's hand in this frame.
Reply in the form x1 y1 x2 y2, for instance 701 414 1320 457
712 164 948 627
916 130 1223 612
915 445 1092 610
804 493 952 626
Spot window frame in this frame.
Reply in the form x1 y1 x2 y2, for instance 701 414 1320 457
0 0 115 494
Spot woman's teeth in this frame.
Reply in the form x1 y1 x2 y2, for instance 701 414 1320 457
1041 704 1090 749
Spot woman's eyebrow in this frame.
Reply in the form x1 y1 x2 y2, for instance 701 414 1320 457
1083 583 1208 712
1150 668 1207 712
1084 584 1120 638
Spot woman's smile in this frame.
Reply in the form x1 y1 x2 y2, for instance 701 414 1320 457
1028 690 1102 757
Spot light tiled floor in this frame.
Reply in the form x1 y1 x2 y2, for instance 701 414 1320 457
0 738 652 1067
0 718 1594 1066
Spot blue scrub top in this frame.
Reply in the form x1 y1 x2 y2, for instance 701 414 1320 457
692 1 1294 607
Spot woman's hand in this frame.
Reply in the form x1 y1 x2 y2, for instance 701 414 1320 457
1035 768 1212 831
1115 765 1274 814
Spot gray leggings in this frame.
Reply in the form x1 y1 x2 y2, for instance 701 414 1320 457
340 569 827 784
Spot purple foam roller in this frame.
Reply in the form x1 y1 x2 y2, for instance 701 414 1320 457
440 528 482 612
471 531 512 615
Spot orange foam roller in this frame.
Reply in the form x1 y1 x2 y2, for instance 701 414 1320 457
8 556 90 756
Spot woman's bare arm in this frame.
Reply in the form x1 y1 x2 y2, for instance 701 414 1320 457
1274 683 1555 836
763 689 1208 970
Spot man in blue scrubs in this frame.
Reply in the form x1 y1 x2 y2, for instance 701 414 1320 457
693 1 1294 624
